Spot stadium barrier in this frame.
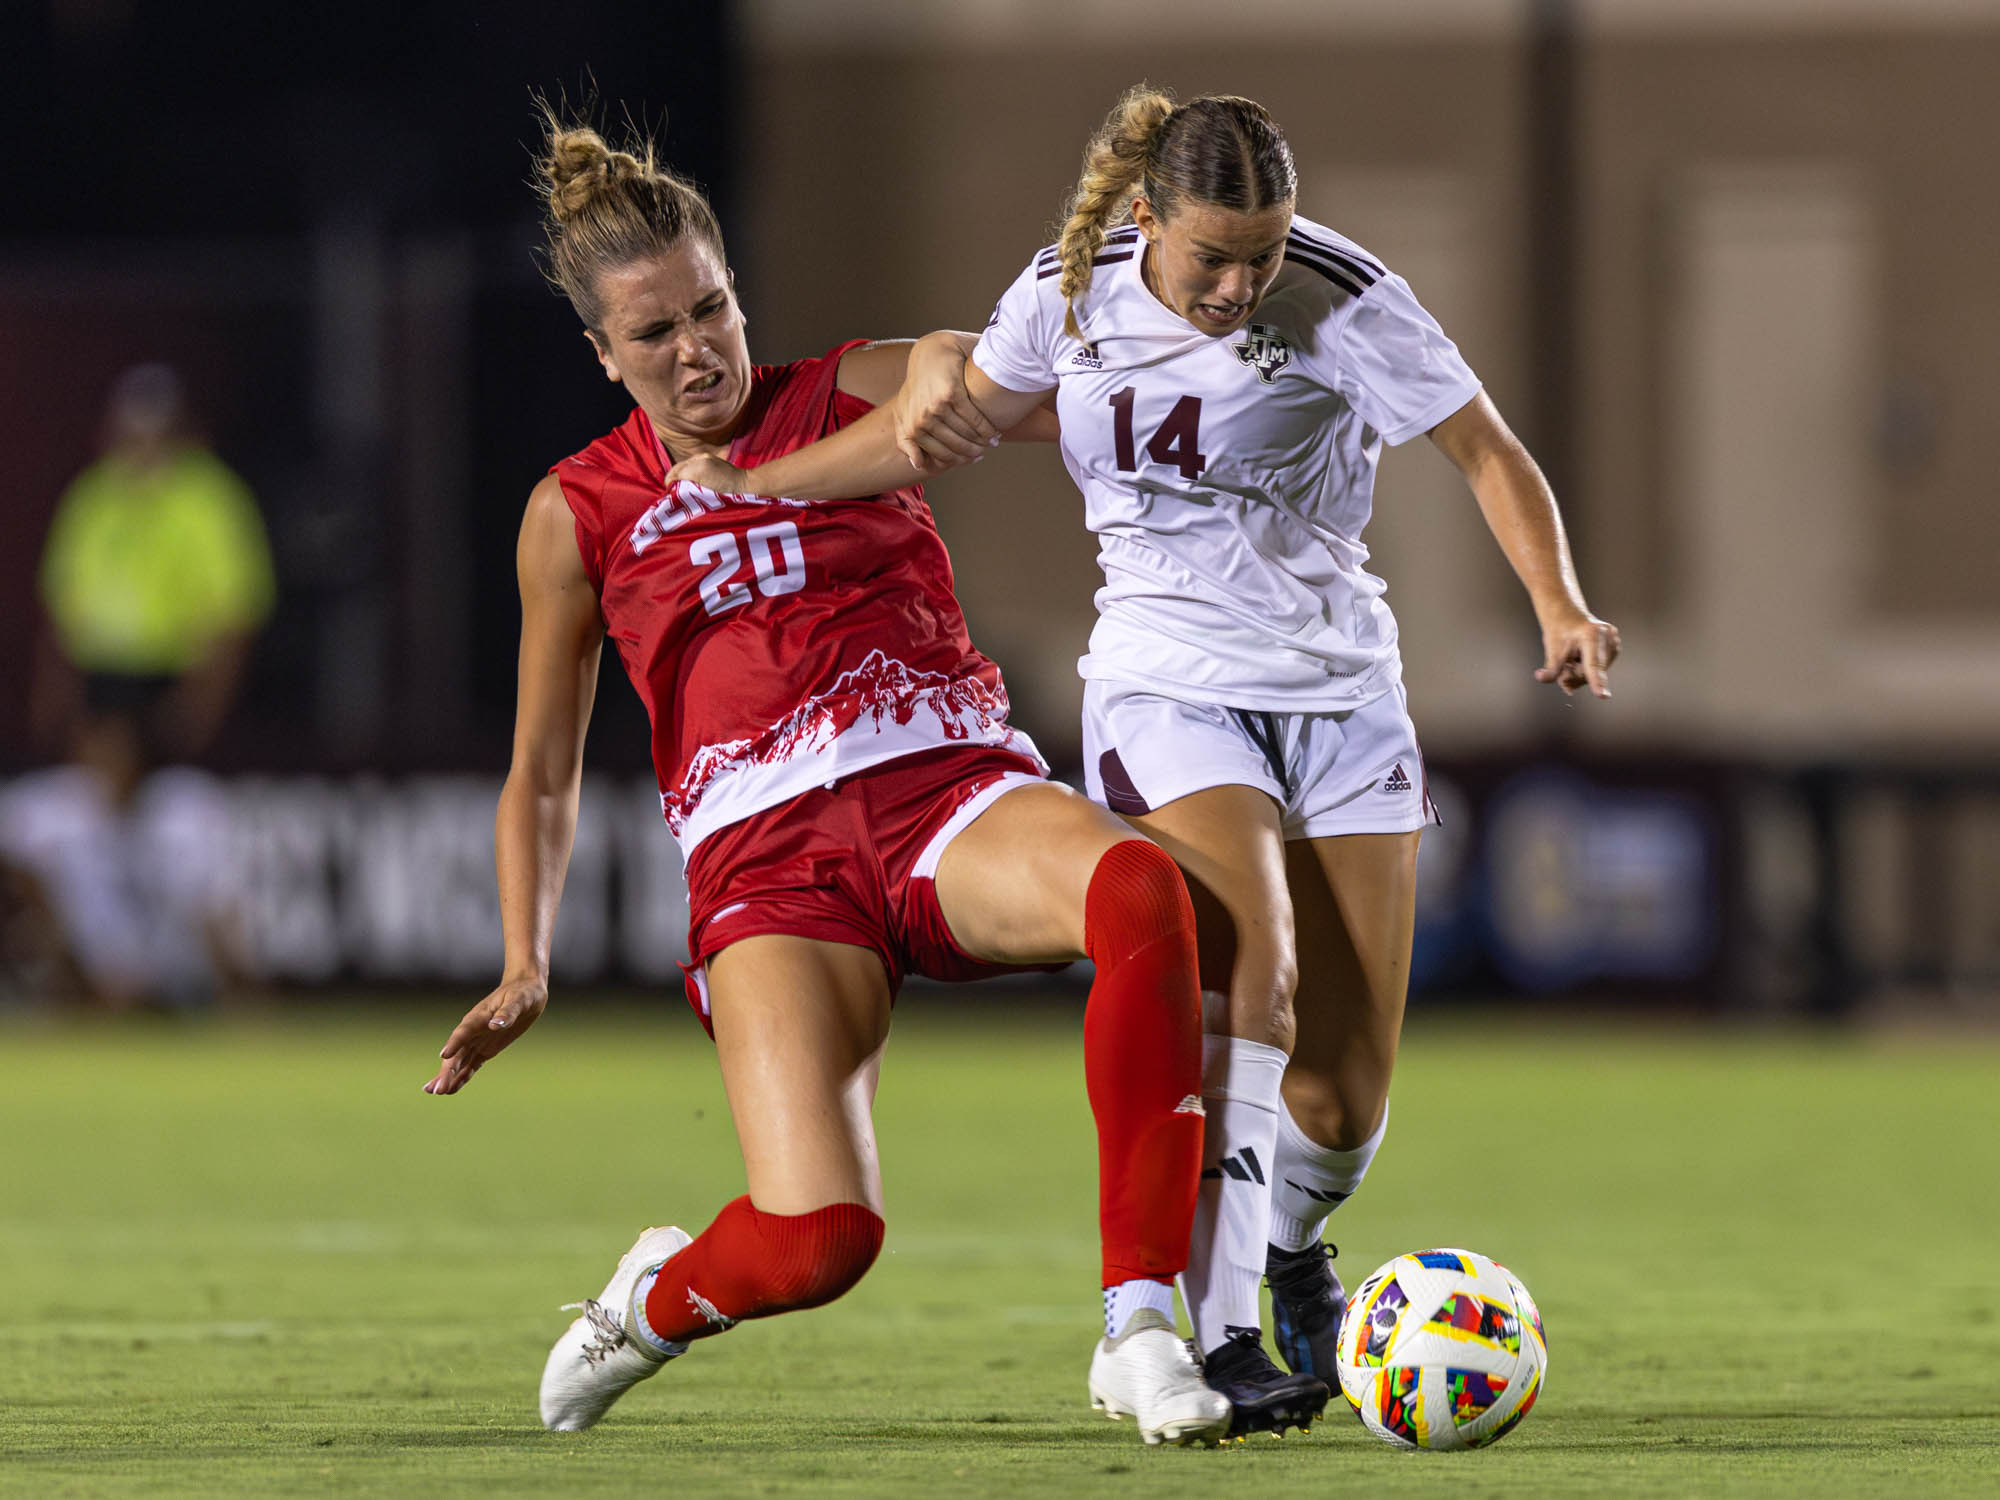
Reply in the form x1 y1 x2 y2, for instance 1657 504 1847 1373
3 761 1992 1010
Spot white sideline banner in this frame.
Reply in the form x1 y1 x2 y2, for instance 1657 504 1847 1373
220 774 688 984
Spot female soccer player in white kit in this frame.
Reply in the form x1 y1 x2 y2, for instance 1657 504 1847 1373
671 84 1619 1438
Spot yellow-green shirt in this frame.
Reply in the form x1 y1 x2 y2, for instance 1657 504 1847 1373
39 447 277 675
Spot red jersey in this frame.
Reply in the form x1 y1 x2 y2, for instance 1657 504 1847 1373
555 340 1043 855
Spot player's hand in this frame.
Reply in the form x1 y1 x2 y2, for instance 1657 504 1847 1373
892 337 998 472
424 977 548 1095
1534 610 1620 698
666 453 753 494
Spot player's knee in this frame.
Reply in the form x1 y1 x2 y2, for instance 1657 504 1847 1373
764 1202 885 1314
1284 1074 1387 1151
1083 838 1198 962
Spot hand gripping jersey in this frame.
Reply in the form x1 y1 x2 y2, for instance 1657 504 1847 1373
556 341 1043 857
974 214 1483 712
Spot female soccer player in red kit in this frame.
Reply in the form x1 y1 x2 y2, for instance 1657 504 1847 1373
419 115 1231 1447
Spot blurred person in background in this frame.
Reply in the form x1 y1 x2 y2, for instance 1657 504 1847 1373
422 114 1232 1447
32 362 274 763
669 84 1619 1428
0 363 272 1008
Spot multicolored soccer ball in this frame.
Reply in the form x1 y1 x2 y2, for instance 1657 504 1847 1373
1334 1248 1547 1450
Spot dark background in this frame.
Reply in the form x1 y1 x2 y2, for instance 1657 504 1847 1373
2 0 742 773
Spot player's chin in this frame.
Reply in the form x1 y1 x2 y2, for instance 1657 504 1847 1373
1191 303 1250 336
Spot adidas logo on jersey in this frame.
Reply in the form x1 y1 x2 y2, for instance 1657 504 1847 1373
1234 323 1292 384
1383 763 1413 793
1070 344 1103 369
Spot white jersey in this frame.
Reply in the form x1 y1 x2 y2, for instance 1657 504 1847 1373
973 213 1482 711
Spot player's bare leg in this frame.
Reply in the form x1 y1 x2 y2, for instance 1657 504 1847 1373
541 937 890 1430
1265 831 1420 1381
935 783 1229 1446
1116 786 1329 1436
707 935 892 1216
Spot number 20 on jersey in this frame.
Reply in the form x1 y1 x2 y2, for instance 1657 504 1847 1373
689 521 805 616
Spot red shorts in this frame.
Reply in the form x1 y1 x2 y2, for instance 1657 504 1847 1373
680 746 1057 1035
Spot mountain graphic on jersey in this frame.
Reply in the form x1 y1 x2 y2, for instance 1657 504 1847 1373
1234 323 1292 384
660 650 1013 837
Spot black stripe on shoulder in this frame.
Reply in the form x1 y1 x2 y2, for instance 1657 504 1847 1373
1289 223 1383 271
1283 247 1365 298
1039 227 1140 278
1287 229 1382 285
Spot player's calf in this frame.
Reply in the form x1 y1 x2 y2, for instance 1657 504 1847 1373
641 1196 885 1343
1081 838 1206 1284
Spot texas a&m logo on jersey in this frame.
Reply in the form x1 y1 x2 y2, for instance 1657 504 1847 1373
1233 323 1292 385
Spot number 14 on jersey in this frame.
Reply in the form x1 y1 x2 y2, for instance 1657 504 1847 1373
1108 388 1206 480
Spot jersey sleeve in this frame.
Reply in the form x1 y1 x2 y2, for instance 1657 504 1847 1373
1330 273 1482 447
971 257 1060 395
552 463 608 595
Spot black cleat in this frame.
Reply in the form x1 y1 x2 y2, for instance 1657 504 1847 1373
1201 1327 1331 1438
1266 1241 1348 1381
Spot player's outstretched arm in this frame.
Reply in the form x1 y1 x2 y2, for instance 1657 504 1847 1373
426 475 604 1095
665 343 1055 500
879 332 1060 467
1429 391 1621 699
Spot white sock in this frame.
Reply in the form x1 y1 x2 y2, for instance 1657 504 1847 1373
1177 1033 1288 1356
1103 1278 1177 1340
1268 1098 1388 1252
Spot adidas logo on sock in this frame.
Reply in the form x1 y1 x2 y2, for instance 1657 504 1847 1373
1383 762 1412 793
686 1287 737 1331
1172 1094 1206 1116
1203 1147 1266 1185
1284 1178 1352 1205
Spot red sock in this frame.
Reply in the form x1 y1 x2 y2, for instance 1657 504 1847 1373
1083 838 1205 1287
641 1196 884 1344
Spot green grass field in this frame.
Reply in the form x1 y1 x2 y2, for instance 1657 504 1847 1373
3 995 1997 1497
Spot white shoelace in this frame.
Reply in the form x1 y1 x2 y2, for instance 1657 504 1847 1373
560 1299 626 1365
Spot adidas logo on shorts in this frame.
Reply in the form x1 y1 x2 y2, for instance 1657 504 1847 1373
1383 763 1413 794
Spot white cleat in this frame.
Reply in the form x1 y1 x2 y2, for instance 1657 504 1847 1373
1088 1308 1232 1447
539 1225 693 1431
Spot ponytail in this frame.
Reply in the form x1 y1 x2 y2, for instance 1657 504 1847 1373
1056 84 1174 341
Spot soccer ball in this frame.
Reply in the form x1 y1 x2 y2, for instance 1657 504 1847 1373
1334 1248 1547 1450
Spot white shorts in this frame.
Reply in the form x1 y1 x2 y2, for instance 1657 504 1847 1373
1080 680 1439 841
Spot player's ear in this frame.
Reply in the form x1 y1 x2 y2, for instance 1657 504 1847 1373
585 328 623 385
728 267 745 326
1131 196 1161 242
